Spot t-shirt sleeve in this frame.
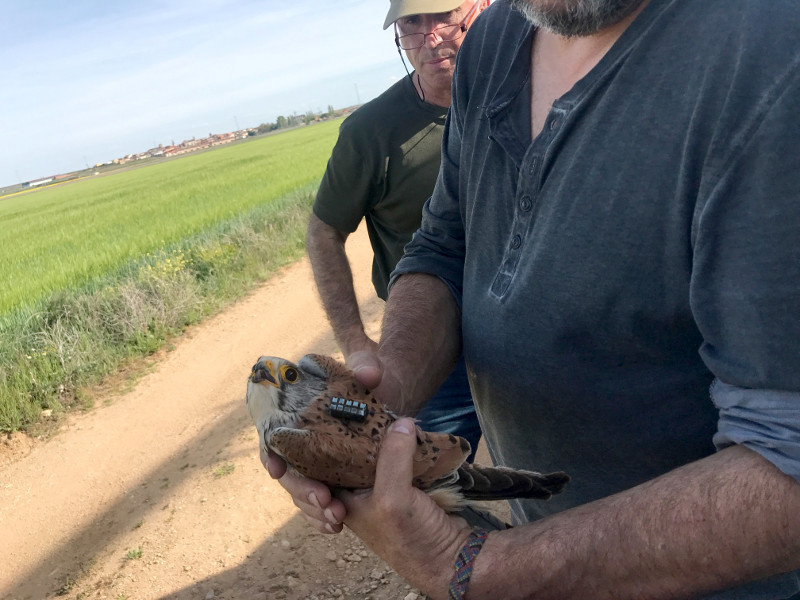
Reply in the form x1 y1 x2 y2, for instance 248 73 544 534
692 64 800 482
313 117 379 234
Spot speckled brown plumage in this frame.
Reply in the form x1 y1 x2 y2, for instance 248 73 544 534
246 353 569 512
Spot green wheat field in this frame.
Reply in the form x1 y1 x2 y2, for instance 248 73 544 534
0 119 342 431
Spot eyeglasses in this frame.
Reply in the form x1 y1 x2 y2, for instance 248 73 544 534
394 1 480 51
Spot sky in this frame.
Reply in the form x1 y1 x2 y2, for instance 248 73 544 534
0 1 406 188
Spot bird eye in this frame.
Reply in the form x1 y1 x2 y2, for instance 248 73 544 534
282 366 298 383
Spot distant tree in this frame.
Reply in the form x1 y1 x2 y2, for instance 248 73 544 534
256 123 272 134
327 104 335 117
276 115 287 129
304 111 316 125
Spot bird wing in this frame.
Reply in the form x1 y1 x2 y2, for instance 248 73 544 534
269 426 379 488
270 422 473 493
304 354 473 485
271 368 472 491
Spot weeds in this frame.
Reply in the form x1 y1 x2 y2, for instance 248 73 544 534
213 463 236 479
125 547 143 560
55 575 75 596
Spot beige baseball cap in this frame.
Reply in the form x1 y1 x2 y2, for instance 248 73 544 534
383 0 466 29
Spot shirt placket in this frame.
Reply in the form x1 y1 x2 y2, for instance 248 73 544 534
489 107 567 300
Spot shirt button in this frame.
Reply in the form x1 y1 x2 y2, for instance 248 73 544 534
519 196 532 212
550 119 559 130
511 234 522 249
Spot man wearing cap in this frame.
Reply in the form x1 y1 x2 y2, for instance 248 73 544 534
306 0 488 456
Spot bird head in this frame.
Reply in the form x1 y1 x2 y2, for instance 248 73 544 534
246 355 329 450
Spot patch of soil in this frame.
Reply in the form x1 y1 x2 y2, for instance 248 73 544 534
0 432 35 468
0 225 437 600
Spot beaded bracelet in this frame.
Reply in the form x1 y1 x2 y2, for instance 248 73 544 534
448 527 489 600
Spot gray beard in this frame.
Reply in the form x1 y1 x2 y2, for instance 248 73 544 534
509 0 645 37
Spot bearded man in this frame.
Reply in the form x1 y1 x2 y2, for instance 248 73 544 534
270 1 800 598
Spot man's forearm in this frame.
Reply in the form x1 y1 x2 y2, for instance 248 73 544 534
467 445 800 599
306 214 372 355
379 273 462 415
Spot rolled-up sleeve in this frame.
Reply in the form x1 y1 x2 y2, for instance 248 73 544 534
712 379 800 483
691 62 800 484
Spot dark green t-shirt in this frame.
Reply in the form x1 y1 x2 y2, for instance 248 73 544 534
313 75 447 299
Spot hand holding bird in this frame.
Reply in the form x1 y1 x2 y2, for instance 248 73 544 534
246 353 568 513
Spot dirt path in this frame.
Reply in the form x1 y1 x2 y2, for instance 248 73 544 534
0 224 433 600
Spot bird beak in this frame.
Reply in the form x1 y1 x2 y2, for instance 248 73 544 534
250 361 278 387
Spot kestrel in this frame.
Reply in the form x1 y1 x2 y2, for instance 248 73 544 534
246 353 569 512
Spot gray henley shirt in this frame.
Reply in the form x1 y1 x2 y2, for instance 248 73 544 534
393 1 800 597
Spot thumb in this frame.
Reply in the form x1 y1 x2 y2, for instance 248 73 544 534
265 448 287 479
373 418 418 496
347 350 383 389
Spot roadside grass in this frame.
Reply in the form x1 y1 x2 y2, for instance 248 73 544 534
0 185 315 432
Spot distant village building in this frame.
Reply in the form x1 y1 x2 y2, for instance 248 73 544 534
9 114 335 193
21 177 54 189
160 132 240 157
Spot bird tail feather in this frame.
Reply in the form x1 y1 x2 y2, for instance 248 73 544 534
456 463 570 501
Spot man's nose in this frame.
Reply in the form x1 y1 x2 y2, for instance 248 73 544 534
422 28 444 48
